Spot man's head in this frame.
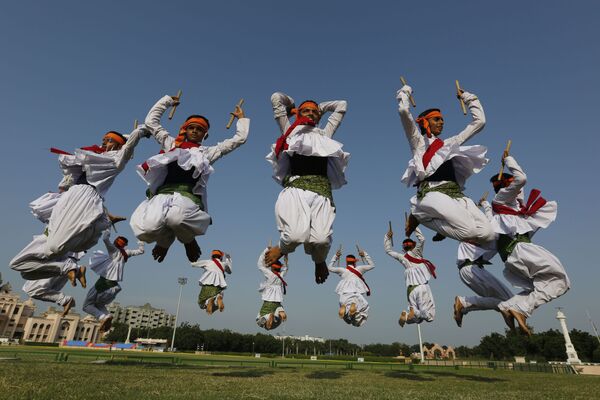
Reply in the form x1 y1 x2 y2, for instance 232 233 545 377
114 236 128 249
102 131 126 151
211 249 223 260
297 100 321 124
416 109 444 138
177 115 210 146
271 260 283 272
490 173 515 193
346 254 357 266
402 238 416 252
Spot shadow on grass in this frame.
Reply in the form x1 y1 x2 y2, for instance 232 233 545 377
384 371 435 381
305 371 344 380
212 369 275 378
425 370 507 383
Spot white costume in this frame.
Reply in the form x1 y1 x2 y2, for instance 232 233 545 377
327 251 374 327
488 156 569 318
455 241 513 315
191 254 232 309
22 252 84 307
29 192 62 224
266 92 349 263
83 231 144 321
397 85 494 245
256 249 287 330
384 228 435 324
130 95 249 250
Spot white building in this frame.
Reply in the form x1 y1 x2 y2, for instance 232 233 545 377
107 302 176 329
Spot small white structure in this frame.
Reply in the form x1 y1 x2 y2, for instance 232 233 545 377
556 308 581 364
134 338 168 352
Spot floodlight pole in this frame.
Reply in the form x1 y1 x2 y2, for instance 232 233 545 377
417 323 425 363
170 277 187 352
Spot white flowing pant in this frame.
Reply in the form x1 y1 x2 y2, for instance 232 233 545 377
11 235 78 280
130 193 211 248
411 191 495 245
340 292 369 327
458 265 513 314
498 242 570 318
275 187 335 263
83 284 122 320
22 275 73 306
406 284 435 324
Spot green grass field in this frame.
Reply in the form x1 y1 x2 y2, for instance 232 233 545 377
1 347 599 399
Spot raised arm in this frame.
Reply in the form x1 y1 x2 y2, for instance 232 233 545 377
356 252 375 273
223 254 233 274
479 199 494 221
319 100 347 138
190 260 209 269
445 91 486 146
384 233 403 261
396 85 423 155
412 227 425 258
327 253 345 275
126 241 145 257
144 95 176 150
271 92 294 134
494 156 527 205
102 230 117 254
114 126 148 170
204 117 250 164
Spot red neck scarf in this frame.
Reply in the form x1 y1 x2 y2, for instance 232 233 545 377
117 246 128 262
274 116 316 158
212 259 225 275
492 189 547 217
404 253 437 279
273 270 287 295
422 138 444 170
346 266 371 296
50 144 107 156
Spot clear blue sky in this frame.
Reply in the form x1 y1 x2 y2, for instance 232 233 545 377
2 1 599 347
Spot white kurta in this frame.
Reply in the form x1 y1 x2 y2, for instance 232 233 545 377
383 227 435 324
89 231 145 282
192 255 232 288
257 249 287 303
397 86 494 245
491 156 570 318
130 95 249 247
267 92 349 263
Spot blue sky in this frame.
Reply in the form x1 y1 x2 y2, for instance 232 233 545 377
1 1 599 347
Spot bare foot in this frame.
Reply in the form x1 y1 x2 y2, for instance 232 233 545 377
279 310 287 321
405 213 419 237
99 316 113 332
432 233 446 242
107 213 127 224
338 305 346 319
184 239 201 262
206 299 215 315
216 295 224 312
349 303 357 317
453 296 464 327
407 307 415 322
266 313 274 330
77 266 87 289
265 246 283 265
67 270 77 287
314 261 329 284
152 244 169 263
509 309 531 336
500 309 516 331
398 311 407 327
62 298 75 317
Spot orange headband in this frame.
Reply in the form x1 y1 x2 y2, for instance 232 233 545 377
271 261 283 270
175 117 209 147
211 250 224 258
415 111 443 138
291 101 319 117
104 132 126 146
346 256 357 263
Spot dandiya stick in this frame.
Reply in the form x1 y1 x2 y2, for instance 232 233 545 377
356 244 366 263
400 76 416 107
337 244 343 267
455 80 467 115
168 90 182 120
388 220 394 247
134 119 139 129
498 140 512 180
226 98 245 129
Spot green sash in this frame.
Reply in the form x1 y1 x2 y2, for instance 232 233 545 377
147 183 204 210
417 181 464 201
259 301 282 315
95 277 119 293
198 285 223 308
497 233 531 262
284 175 334 205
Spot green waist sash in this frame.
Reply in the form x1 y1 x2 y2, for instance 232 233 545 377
147 183 205 210
95 277 119 292
284 175 334 205
497 233 531 262
417 181 464 201
259 301 282 316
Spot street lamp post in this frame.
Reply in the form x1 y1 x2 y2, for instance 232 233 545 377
170 277 187 352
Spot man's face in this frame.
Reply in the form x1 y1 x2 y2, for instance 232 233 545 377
427 116 444 136
299 107 321 124
185 123 208 143
102 136 123 151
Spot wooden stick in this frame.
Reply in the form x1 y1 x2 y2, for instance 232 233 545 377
498 140 512 180
388 220 394 247
455 80 467 115
481 191 489 202
284 254 288 268
226 98 244 129
268 239 272 248
168 90 182 120
356 244 366 263
400 76 416 108
134 119 138 129
337 244 342 267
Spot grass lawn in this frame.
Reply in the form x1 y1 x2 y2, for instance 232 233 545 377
1 357 599 400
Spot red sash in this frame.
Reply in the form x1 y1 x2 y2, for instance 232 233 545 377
50 147 73 156
141 141 201 172
346 266 371 296
422 138 444 169
274 117 316 158
404 253 437 279
212 259 225 276
51 144 106 156
273 271 287 295
492 189 547 217
118 247 129 263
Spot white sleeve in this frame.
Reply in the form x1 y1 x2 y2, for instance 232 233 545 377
319 100 347 138
356 253 375 273
257 250 271 277
144 95 176 150
126 242 145 257
384 234 403 261
271 92 294 134
494 156 527 205
327 254 345 275
413 227 425 258
445 92 486 146
480 200 494 221
190 260 208 269
204 118 250 164
396 85 423 155
114 127 146 170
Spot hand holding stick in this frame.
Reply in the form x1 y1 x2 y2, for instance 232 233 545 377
226 98 245 129
455 80 467 115
478 191 489 206
400 76 416 107
387 220 394 246
498 140 512 180
355 244 366 262
168 90 182 120
336 244 342 267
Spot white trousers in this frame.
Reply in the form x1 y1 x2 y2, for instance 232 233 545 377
275 187 335 263
22 275 73 306
340 292 369 327
498 242 570 318
458 265 513 314
406 284 435 324
10 235 77 280
46 185 109 256
130 193 211 248
412 191 495 245
83 284 122 320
